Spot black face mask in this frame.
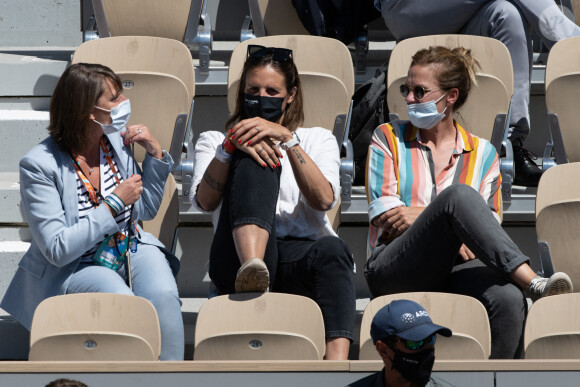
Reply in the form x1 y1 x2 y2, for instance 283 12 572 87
390 347 435 386
244 94 285 123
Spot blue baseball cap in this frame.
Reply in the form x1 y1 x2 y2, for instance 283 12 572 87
370 299 452 344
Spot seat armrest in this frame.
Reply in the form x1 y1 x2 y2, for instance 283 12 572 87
173 101 196 197
241 0 265 41
537 241 555 278
241 16 256 41
185 0 212 74
83 15 99 42
542 142 557 171
169 113 189 169
338 102 355 203
547 112 569 164
500 139 513 204
91 0 111 38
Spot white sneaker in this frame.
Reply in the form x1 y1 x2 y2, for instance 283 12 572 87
526 272 573 301
235 258 269 293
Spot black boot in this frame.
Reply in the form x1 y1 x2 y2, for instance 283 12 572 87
513 146 543 187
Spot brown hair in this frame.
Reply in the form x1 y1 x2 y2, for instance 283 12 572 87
48 63 122 153
226 49 304 132
411 46 480 111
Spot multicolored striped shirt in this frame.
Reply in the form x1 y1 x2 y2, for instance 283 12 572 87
366 120 502 250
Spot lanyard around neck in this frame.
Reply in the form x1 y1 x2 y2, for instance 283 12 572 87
72 137 121 207
72 137 140 235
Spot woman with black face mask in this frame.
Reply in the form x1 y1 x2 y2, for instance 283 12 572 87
191 45 356 360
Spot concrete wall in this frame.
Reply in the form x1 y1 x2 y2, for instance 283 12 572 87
0 0 82 47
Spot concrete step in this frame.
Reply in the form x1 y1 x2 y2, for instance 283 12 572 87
0 0 80 47
0 173 24 224
0 111 49 173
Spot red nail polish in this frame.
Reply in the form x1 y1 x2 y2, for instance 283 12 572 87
232 135 235 139
272 164 275 168
277 162 280 167
263 163 267 167
238 140 242 144
280 154 283 158
247 141 251 145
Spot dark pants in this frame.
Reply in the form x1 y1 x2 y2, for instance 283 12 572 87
210 152 356 340
364 184 528 358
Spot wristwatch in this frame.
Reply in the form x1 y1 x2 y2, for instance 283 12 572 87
281 131 300 150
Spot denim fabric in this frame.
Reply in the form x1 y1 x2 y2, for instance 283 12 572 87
210 152 356 340
65 244 184 361
364 184 528 358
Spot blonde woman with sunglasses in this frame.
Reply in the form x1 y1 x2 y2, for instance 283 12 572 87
191 45 355 360
365 46 572 359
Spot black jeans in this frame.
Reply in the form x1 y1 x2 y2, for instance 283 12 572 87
210 152 356 340
365 184 528 359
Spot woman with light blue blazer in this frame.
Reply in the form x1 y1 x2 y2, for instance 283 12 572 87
1 63 184 360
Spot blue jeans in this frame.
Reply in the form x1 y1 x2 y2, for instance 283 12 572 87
210 152 356 341
365 184 528 358
65 244 184 360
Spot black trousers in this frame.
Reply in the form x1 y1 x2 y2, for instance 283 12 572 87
210 152 356 340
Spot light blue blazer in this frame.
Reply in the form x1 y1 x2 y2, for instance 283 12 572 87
1 133 179 329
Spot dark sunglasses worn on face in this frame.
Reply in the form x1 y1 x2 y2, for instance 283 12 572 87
391 334 437 350
400 84 441 101
247 45 293 63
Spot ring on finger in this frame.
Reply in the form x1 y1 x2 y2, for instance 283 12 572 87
257 148 265 154
138 128 143 134
254 127 260 132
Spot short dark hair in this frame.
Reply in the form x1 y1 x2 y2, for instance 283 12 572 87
48 62 122 153
45 378 88 387
226 48 304 132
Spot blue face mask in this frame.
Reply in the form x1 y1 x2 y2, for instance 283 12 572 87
93 99 131 135
407 93 447 129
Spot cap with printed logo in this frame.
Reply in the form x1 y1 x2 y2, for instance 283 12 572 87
370 299 452 343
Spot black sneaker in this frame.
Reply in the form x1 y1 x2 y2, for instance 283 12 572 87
513 146 543 187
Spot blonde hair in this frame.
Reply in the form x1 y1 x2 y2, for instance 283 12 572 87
411 46 480 111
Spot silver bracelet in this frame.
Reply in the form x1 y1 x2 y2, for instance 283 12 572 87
215 144 233 164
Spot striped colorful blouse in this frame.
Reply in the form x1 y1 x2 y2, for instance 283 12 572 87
366 120 502 251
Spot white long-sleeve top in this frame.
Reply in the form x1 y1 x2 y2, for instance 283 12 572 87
190 127 340 239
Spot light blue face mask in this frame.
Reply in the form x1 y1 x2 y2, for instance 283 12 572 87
93 99 131 135
407 93 447 129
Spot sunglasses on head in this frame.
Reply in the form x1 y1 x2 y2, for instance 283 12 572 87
400 84 440 101
391 334 437 350
247 45 293 63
